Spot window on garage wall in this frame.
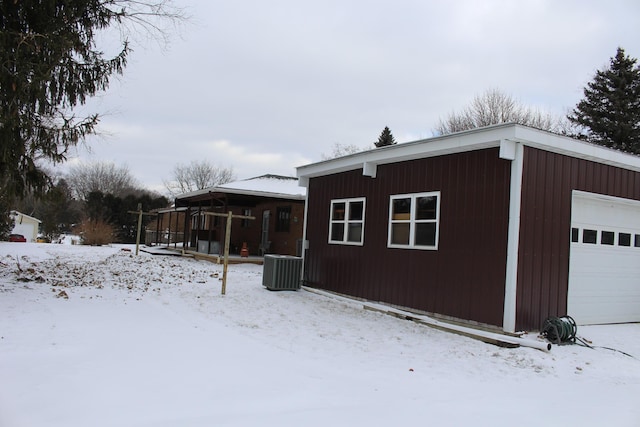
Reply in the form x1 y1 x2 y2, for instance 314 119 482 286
388 191 440 250
329 197 366 245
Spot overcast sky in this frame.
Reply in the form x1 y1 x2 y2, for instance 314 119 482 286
63 0 640 194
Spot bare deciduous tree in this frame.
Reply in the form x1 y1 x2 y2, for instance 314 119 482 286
164 161 235 197
66 162 139 200
434 89 563 135
321 143 365 160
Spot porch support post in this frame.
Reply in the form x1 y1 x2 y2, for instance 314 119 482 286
299 179 310 286
183 207 190 250
155 212 161 246
167 211 173 247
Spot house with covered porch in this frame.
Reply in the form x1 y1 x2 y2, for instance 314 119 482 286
150 175 305 258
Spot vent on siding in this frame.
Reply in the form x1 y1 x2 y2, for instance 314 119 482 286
262 255 302 290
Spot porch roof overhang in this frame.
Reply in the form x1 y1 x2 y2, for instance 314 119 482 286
175 188 305 208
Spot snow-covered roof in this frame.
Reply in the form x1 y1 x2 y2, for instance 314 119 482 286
10 210 42 224
176 174 306 201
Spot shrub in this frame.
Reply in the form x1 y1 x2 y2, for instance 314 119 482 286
75 219 115 246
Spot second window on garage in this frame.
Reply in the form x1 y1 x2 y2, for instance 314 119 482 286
388 191 440 250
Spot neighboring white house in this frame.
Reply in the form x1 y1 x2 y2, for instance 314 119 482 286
10 211 41 242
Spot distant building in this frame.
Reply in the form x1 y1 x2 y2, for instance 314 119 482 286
151 175 306 257
10 211 41 242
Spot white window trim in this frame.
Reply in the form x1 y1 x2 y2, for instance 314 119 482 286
328 197 366 246
387 191 440 250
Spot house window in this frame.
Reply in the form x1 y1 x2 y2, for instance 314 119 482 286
275 206 291 232
241 209 252 228
388 191 440 250
329 198 365 245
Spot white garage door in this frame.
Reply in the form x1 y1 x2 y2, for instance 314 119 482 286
567 191 640 325
12 223 36 241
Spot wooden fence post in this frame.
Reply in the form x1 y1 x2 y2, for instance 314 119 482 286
203 211 255 295
221 211 232 295
127 205 157 255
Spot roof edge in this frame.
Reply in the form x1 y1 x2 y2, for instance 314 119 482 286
10 210 42 223
296 124 640 181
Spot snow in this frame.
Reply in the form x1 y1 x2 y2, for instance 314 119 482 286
177 175 306 201
1 243 639 427
218 175 306 198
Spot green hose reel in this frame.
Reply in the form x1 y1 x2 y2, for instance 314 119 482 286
541 315 577 344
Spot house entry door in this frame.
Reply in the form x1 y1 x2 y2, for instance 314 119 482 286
260 210 270 255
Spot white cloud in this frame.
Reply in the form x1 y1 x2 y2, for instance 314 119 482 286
52 0 640 191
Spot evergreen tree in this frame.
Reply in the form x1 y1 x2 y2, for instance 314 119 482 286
0 191 13 240
375 126 397 148
568 47 640 154
0 0 180 223
36 179 83 237
85 190 168 243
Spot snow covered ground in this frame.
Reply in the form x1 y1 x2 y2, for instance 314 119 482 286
1 242 639 427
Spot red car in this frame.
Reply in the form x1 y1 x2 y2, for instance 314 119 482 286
9 234 27 242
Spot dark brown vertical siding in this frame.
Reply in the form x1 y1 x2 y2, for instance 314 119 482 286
304 148 512 327
516 147 640 331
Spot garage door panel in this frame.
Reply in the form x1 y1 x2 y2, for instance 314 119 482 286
568 192 640 325
572 196 640 228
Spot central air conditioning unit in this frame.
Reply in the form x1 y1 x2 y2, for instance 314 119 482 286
262 255 302 290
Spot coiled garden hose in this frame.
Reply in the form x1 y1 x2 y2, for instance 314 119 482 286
541 315 577 344
541 315 635 358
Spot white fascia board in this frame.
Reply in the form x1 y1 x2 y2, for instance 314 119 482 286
297 124 640 181
511 126 640 172
296 124 518 180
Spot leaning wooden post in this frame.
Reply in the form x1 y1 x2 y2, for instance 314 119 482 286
127 205 157 256
203 210 254 295
135 203 143 255
221 210 233 295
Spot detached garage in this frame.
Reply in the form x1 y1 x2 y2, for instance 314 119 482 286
297 124 640 332
9 210 41 242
